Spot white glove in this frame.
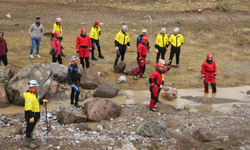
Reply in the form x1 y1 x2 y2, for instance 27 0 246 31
116 47 119 51
160 84 163 88
156 49 159 53
127 46 130 50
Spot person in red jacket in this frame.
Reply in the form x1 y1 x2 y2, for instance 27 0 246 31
149 63 170 112
201 53 217 93
51 31 64 64
133 36 148 80
76 28 92 69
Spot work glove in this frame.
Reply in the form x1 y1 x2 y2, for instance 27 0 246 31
29 117 34 123
93 43 96 45
127 46 130 50
43 99 48 103
116 47 119 51
156 49 159 53
160 84 163 88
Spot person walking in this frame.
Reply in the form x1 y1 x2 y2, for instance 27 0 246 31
90 21 104 60
136 29 150 64
68 56 82 107
51 18 65 57
149 63 170 112
114 25 130 68
28 17 44 58
155 28 168 63
133 36 148 80
23 80 48 148
76 28 92 69
201 53 217 93
168 27 184 68
51 31 64 64
0 32 8 66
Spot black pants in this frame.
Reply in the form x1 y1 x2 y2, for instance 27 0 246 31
156 47 166 63
71 82 80 104
25 112 40 138
114 45 126 66
80 57 89 68
169 46 181 65
52 55 62 64
92 41 102 58
0 55 8 66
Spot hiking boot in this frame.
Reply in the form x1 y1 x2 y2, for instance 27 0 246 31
74 104 81 108
176 65 180 69
154 106 157 109
156 101 162 103
91 57 98 61
31 131 36 140
70 102 75 105
113 65 116 69
26 138 37 149
140 75 146 78
149 108 158 112
99 55 104 59
133 75 137 80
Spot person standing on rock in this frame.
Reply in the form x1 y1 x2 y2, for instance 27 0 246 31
23 80 48 149
149 63 170 112
68 56 82 107
133 36 148 80
90 21 104 60
201 53 217 93
28 17 44 58
51 31 65 64
76 28 92 69
168 27 184 69
114 25 130 68
136 29 150 64
51 18 65 57
0 32 8 66
155 28 168 63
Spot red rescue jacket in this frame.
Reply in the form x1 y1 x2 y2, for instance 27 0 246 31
51 38 62 56
201 59 217 77
76 34 92 53
137 43 147 60
149 68 168 87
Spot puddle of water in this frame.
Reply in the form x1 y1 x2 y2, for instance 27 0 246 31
85 122 103 131
0 86 249 115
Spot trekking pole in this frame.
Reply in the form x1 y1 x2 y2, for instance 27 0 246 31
144 15 152 78
45 100 48 139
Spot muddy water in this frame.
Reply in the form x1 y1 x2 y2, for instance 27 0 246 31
0 86 249 115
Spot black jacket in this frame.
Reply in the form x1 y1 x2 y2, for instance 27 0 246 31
68 64 80 84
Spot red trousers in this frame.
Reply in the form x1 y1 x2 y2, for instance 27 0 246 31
79 48 90 57
134 59 145 76
204 72 216 93
149 86 160 109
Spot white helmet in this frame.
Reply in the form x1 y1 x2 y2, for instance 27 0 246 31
56 18 62 22
159 59 165 65
142 29 147 33
161 28 166 33
174 27 179 32
28 80 39 87
71 55 78 61
122 25 128 30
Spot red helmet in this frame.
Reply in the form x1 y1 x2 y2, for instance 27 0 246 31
54 31 60 35
81 28 87 33
207 53 213 58
142 36 148 43
156 63 164 69
95 21 99 26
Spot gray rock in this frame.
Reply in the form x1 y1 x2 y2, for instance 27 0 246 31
135 117 171 139
7 64 53 106
57 110 75 125
47 62 68 82
93 80 119 98
194 128 214 143
0 83 9 108
46 80 59 95
175 105 184 111
123 63 139 75
81 68 98 89
114 61 126 73
0 66 11 85
75 113 87 123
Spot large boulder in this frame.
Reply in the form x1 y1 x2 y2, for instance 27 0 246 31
84 98 121 122
0 83 9 108
46 80 59 95
114 61 126 73
75 113 87 123
47 62 68 82
7 64 53 106
57 110 76 125
136 117 171 139
78 64 83 78
81 68 98 89
0 66 11 86
93 80 119 98
0 124 23 138
123 63 139 75
194 128 214 143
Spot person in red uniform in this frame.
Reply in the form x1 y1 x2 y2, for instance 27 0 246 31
133 36 148 80
76 28 92 69
51 31 64 64
201 53 217 93
149 62 171 112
